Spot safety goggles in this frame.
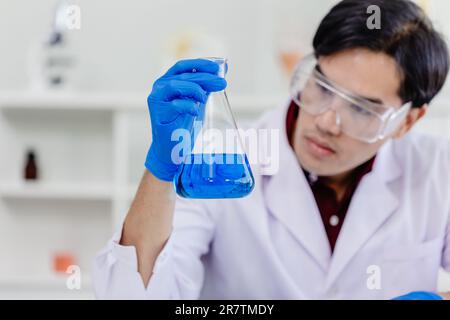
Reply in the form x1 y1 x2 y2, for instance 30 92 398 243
290 54 412 143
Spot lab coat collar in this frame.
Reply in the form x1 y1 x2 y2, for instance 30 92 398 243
324 138 401 289
263 104 332 272
261 103 402 283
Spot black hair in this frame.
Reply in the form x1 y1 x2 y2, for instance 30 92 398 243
313 0 449 108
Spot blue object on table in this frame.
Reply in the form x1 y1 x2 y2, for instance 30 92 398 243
393 291 443 300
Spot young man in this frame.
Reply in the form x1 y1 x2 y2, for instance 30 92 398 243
94 0 450 299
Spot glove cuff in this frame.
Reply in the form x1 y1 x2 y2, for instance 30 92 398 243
145 146 179 182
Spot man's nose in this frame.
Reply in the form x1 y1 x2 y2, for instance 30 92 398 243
314 105 341 136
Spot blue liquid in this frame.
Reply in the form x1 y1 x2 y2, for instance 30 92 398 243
174 153 255 199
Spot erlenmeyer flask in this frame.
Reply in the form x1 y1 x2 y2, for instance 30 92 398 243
173 57 255 199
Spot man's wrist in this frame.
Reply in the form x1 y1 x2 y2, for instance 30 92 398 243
145 147 179 182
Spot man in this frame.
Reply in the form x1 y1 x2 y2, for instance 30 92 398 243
93 0 450 299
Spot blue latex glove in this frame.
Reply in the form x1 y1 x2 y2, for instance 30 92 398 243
145 59 227 181
392 291 443 300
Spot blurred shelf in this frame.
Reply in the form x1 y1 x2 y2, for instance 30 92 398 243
0 91 143 111
0 182 114 201
0 274 92 290
0 290 94 300
3 90 449 116
0 91 285 114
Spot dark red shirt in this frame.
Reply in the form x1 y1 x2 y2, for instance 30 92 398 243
286 101 375 252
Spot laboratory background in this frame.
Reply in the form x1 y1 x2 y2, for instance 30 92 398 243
0 0 449 299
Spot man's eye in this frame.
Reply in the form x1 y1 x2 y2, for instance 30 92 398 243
350 103 372 116
317 83 332 96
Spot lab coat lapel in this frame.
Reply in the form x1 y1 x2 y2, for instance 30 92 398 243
324 140 401 289
262 108 331 272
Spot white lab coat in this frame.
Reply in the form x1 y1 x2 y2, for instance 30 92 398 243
93 102 450 300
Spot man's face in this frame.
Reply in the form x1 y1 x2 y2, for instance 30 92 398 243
293 48 405 176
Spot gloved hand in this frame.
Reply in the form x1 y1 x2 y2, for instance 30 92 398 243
145 59 227 181
392 291 443 300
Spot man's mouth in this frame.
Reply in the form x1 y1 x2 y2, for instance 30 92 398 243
304 136 336 158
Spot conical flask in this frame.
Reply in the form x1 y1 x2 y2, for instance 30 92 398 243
173 57 255 199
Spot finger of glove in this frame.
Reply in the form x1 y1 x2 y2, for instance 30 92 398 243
153 80 207 103
171 99 201 117
163 59 220 77
150 98 200 125
165 73 227 92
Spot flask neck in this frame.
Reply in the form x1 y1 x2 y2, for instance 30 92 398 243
204 57 227 78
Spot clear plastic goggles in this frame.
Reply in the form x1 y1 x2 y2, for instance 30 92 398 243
290 54 412 143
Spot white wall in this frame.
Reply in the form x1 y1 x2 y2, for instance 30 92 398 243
0 0 332 96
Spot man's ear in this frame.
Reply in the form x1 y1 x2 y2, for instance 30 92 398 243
393 104 428 139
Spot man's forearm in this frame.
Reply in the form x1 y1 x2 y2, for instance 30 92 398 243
120 170 176 287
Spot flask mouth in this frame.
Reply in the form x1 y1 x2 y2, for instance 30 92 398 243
203 57 227 78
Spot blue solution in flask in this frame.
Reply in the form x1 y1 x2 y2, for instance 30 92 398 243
174 153 255 199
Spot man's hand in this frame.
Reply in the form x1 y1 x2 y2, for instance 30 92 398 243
145 59 227 181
